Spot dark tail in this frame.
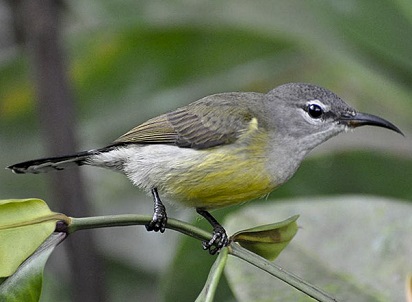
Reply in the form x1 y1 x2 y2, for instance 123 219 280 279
7 149 104 174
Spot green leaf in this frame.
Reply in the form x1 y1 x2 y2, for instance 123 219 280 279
0 199 68 277
225 196 412 301
195 248 229 302
0 232 66 302
231 215 298 261
228 243 337 302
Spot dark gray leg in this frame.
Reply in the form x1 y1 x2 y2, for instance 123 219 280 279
145 188 167 233
196 208 229 255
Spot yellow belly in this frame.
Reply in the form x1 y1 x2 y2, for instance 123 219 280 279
162 139 275 209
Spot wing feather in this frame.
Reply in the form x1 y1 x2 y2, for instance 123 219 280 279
113 93 258 149
114 114 177 144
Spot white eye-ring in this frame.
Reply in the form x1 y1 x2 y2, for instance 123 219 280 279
301 100 330 124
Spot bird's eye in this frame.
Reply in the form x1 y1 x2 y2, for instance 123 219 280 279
307 103 323 119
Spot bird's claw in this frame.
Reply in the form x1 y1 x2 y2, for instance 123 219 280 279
145 210 167 233
146 188 167 233
202 225 229 255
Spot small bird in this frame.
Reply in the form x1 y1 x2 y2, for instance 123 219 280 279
8 83 403 254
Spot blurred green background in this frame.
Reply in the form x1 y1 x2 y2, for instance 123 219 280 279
0 1 411 301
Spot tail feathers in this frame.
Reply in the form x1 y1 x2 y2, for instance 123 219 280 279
7 149 102 174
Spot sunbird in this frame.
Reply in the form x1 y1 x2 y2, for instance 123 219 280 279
8 83 403 254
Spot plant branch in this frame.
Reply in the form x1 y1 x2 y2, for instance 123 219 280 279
68 215 212 242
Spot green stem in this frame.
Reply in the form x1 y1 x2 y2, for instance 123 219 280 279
68 214 212 242
228 243 338 302
195 248 229 302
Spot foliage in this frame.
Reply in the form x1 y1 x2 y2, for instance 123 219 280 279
0 199 67 278
0 199 320 301
231 215 299 261
225 197 412 301
0 233 66 302
1 198 411 301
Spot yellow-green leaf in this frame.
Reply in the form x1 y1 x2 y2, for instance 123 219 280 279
230 215 299 261
0 233 66 302
0 199 68 277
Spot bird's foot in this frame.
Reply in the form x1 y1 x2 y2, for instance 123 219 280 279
196 208 229 255
202 224 229 255
145 206 167 233
146 188 167 233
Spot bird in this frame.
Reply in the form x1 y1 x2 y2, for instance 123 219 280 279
7 83 403 255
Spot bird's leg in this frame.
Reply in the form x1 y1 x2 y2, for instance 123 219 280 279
196 208 229 255
145 188 167 233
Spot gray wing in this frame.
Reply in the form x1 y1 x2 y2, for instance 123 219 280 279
113 93 257 149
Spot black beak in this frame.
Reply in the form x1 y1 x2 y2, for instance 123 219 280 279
339 112 404 136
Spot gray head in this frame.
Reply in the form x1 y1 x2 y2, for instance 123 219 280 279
262 83 402 152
